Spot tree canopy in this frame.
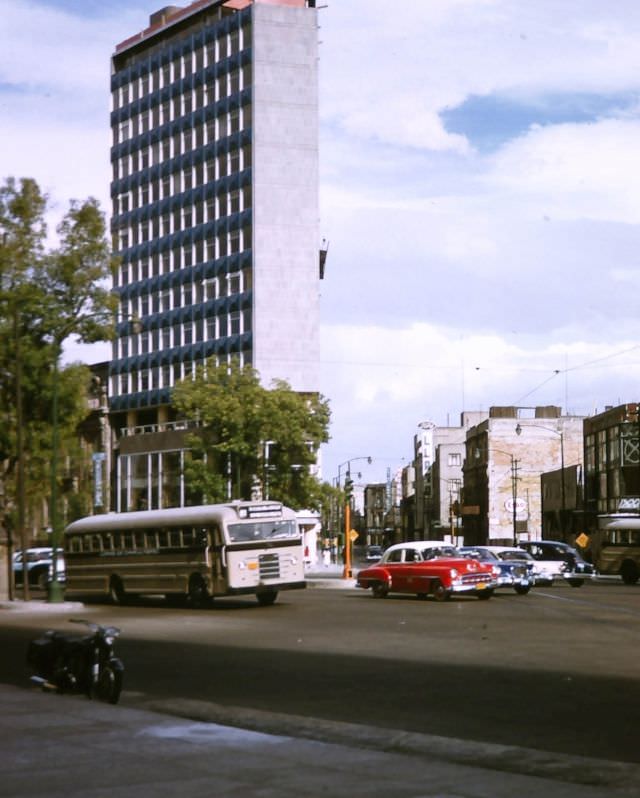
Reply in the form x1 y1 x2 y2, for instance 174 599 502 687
0 177 115 550
172 360 331 511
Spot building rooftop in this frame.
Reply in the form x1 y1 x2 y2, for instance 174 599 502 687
115 0 310 55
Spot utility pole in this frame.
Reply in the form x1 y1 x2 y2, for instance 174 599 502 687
511 456 519 547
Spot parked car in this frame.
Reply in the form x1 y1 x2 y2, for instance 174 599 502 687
459 546 533 594
491 547 553 587
365 544 384 562
12 547 66 590
518 540 595 587
356 541 499 601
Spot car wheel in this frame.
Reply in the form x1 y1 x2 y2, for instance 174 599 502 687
371 581 388 599
477 589 493 600
514 584 531 595
432 581 450 602
621 561 639 585
567 578 584 588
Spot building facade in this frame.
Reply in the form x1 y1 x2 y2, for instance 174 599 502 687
108 0 321 510
412 412 487 540
462 406 584 545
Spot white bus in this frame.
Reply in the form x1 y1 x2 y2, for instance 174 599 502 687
64 501 305 606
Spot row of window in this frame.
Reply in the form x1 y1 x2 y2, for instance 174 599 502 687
114 187 251 256
68 525 215 554
585 425 640 474
115 307 251 361
113 147 251 211
114 85 251 148
117 227 249 266
118 270 248 314
112 349 250 400
116 224 250 284
112 29 250 112
112 164 250 239
114 184 250 229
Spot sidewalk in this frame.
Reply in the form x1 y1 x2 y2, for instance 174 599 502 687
305 563 358 589
2 682 639 798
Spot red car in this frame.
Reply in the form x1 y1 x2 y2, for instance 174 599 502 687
356 541 498 601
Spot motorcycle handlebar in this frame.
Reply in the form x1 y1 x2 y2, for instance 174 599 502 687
68 619 121 637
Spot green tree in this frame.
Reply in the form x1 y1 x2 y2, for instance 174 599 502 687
0 178 50 597
0 178 116 598
41 196 117 598
172 360 331 510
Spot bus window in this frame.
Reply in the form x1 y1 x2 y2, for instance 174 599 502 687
123 533 133 550
91 535 102 552
134 532 145 550
169 530 181 547
182 528 194 547
69 536 82 553
145 531 157 549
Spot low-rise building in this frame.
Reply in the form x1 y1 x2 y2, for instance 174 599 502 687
462 406 584 546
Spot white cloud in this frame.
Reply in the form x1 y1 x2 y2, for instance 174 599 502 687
486 118 640 224
321 320 640 478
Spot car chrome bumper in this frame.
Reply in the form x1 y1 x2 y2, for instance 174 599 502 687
450 580 498 593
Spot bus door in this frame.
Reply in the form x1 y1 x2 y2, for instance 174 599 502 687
209 525 227 594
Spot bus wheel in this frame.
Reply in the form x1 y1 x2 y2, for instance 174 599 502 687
621 561 639 585
256 590 278 606
188 575 210 608
109 576 126 606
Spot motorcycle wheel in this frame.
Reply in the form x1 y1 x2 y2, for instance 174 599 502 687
94 664 123 704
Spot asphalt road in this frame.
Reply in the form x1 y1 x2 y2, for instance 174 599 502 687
2 579 639 764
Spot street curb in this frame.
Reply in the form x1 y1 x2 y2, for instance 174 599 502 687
140 696 640 793
0 601 86 612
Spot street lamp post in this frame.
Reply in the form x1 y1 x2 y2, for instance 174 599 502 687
485 447 519 546
337 456 372 578
516 423 565 538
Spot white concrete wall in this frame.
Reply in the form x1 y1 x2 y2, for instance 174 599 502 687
251 2 320 393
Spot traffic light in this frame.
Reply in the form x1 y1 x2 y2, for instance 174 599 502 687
344 475 354 501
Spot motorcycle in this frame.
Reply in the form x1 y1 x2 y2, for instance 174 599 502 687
27 619 124 704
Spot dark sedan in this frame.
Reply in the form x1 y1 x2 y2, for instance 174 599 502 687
459 546 533 594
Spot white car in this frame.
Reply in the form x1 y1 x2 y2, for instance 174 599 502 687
519 541 595 587
13 547 66 590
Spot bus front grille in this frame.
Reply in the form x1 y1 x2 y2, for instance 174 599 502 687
259 553 280 580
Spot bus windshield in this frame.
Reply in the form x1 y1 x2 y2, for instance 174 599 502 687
227 519 298 542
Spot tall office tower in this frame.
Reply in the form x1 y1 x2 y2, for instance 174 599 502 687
109 0 321 511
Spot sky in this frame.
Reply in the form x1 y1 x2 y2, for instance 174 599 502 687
2 0 640 488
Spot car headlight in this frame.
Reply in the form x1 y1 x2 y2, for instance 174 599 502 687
449 568 459 578
492 565 501 577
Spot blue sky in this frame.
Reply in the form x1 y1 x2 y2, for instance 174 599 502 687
442 92 636 152
3 0 640 487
